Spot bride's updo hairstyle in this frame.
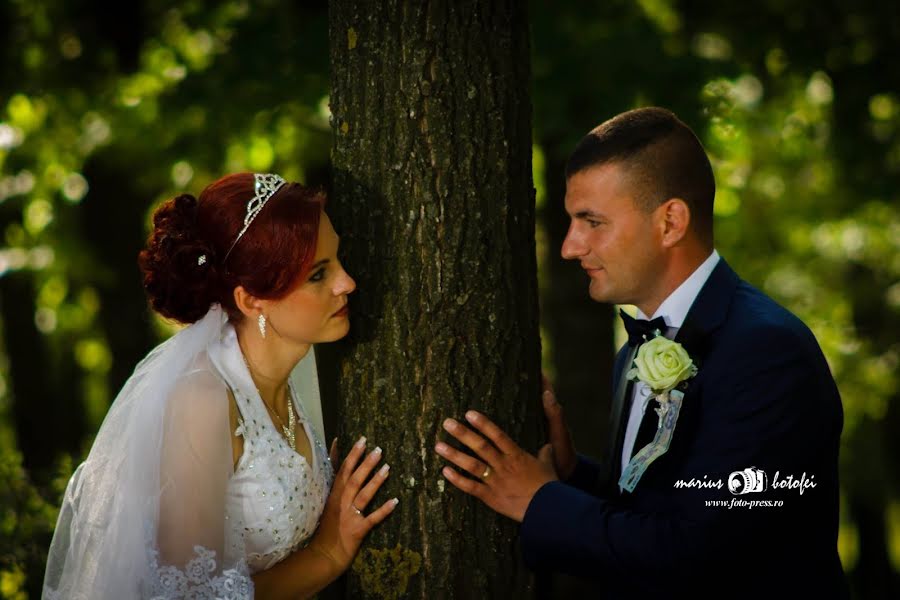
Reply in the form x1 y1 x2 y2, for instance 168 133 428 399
139 172 324 324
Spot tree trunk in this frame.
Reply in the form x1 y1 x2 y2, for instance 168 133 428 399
323 1 539 598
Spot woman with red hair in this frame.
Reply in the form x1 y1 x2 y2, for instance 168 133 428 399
44 173 396 599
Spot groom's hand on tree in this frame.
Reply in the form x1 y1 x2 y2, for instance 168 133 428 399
542 375 577 481
435 411 557 522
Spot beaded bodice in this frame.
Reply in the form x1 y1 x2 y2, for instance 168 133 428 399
221 361 334 574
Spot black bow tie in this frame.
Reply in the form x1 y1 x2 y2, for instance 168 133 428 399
620 310 668 346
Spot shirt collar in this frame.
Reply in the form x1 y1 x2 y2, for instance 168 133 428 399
636 249 720 328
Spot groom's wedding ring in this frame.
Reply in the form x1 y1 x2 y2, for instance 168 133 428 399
481 466 492 480
351 504 362 515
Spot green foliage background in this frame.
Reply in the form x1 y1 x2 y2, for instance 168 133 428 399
0 1 896 598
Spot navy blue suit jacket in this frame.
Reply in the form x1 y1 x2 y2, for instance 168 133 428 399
520 259 847 598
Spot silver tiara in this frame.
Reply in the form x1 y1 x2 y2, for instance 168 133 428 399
223 173 287 262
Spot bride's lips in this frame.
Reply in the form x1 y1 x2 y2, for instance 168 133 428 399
332 305 349 318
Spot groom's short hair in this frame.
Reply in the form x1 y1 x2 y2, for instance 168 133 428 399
566 107 715 244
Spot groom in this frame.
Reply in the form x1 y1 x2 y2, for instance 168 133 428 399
434 107 848 597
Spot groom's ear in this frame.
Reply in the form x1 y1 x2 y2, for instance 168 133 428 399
233 285 264 319
659 198 690 247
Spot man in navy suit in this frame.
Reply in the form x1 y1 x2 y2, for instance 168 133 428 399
434 107 847 597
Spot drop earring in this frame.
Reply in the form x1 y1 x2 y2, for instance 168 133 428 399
258 314 267 339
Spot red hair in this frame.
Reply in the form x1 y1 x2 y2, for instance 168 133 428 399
139 173 325 324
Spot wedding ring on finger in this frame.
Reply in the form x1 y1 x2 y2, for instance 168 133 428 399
351 504 363 516
481 465 492 480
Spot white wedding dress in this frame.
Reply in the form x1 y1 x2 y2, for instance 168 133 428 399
43 306 334 599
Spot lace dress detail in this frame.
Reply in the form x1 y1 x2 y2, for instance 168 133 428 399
145 547 253 599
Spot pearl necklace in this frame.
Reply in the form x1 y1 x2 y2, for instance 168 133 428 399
242 354 297 451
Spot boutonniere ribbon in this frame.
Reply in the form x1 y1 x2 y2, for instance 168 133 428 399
619 334 698 493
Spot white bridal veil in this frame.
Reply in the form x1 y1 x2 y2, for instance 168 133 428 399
43 305 326 599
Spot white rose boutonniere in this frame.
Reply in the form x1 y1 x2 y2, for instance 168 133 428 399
627 335 698 394
619 334 699 493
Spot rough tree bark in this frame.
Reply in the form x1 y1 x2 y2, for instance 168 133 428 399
321 1 540 598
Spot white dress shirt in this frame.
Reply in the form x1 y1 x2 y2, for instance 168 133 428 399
620 250 721 474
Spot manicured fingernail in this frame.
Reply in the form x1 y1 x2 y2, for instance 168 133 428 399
465 411 478 422
379 464 390 475
373 446 382 455
355 436 367 448
435 442 447 453
442 466 453 477
443 418 456 430
391 497 399 506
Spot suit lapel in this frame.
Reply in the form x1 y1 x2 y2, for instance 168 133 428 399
674 258 740 353
605 344 637 488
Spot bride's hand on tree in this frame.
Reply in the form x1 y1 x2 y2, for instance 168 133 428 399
307 437 398 575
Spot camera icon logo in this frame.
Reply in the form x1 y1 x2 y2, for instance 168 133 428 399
728 467 768 495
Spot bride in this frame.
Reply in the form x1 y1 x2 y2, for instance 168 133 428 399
43 173 397 599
